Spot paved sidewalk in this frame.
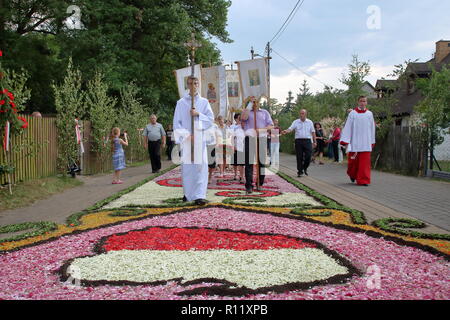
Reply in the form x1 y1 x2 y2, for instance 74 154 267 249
0 161 173 226
279 153 450 233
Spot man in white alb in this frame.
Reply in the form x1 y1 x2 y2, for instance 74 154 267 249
282 109 317 177
173 77 214 205
340 96 376 186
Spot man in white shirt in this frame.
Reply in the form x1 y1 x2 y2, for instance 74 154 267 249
282 109 317 177
340 96 376 186
173 77 214 205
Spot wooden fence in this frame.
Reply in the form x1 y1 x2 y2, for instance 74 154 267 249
372 125 425 176
1 116 149 185
0 115 58 185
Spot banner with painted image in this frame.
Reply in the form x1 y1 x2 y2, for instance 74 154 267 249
236 58 269 101
174 65 202 98
201 66 228 119
226 70 242 114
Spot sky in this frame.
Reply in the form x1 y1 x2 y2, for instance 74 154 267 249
214 0 450 104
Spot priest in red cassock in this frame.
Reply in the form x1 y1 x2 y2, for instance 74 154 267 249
340 96 376 186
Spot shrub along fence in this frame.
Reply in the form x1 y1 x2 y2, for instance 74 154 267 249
0 116 148 185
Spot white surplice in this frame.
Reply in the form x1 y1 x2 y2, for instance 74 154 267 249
173 93 214 201
340 109 376 152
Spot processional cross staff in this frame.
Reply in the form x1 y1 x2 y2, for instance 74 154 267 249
184 32 202 162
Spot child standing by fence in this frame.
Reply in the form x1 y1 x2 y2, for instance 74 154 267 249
111 127 128 184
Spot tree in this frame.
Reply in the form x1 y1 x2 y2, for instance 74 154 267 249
118 82 148 163
85 71 117 172
415 66 450 158
52 59 85 173
281 91 295 115
340 55 371 107
296 79 312 105
1 0 232 115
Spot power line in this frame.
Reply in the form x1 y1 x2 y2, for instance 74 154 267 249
271 0 305 46
271 48 333 89
269 0 306 46
269 0 302 44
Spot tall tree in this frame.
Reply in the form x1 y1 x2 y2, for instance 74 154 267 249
1 0 232 114
340 55 371 107
296 79 311 105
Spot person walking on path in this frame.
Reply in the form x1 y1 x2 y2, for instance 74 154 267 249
173 76 214 205
165 124 174 161
282 109 317 177
269 119 281 168
313 122 325 165
111 127 128 184
241 96 274 194
216 115 232 178
330 124 341 162
340 96 376 186
230 113 245 182
142 114 166 173
206 120 219 184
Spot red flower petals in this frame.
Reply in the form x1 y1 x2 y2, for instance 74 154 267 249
102 227 317 252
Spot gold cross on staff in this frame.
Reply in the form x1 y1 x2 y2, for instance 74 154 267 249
184 32 202 53
184 32 202 78
184 33 202 163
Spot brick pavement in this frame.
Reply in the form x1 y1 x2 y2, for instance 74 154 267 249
279 153 450 233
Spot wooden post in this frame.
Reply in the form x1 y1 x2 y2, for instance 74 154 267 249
2 147 12 194
184 33 202 163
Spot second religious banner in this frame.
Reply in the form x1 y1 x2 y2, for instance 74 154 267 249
236 58 269 101
201 65 228 119
226 69 242 115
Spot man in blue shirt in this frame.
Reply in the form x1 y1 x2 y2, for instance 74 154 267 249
142 114 166 173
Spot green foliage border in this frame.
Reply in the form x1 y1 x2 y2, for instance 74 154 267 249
0 221 58 243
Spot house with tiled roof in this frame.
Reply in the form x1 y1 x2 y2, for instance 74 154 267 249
376 40 450 127
375 40 450 167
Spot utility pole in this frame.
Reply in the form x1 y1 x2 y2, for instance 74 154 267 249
265 42 272 109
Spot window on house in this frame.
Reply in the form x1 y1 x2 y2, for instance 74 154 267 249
395 119 402 126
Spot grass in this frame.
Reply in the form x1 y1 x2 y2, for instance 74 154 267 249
0 176 83 212
433 160 450 173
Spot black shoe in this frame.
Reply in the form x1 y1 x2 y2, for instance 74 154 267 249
304 170 308 176
350 178 356 183
297 172 303 177
194 199 207 206
360 184 369 187
246 188 253 194
182 196 187 202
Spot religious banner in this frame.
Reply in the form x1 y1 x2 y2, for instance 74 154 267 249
201 66 228 119
236 58 269 101
226 70 242 115
174 64 202 98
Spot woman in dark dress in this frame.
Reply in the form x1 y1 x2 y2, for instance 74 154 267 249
313 122 325 165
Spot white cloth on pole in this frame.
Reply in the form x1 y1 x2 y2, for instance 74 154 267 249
175 65 202 98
